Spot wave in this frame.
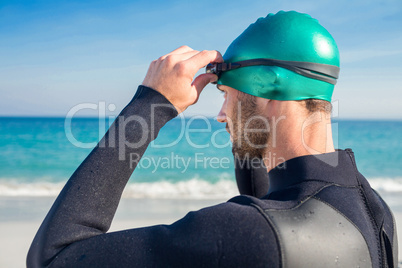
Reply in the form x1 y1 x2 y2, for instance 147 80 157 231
0 179 239 199
1 177 402 199
367 178 402 193
0 181 65 197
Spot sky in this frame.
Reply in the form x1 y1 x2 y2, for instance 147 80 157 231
0 0 401 119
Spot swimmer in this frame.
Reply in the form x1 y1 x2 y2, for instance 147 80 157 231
27 11 398 267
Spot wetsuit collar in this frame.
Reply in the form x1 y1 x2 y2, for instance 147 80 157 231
267 149 359 195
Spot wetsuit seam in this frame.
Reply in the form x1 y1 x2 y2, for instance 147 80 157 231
373 189 398 267
347 150 382 267
279 179 359 192
360 187 382 266
373 189 396 240
299 184 360 206
266 185 361 215
250 203 283 268
267 181 357 199
296 184 332 207
266 184 336 211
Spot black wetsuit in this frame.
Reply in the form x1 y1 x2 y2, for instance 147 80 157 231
27 86 398 267
234 156 269 198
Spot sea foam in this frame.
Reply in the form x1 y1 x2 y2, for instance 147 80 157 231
0 179 239 199
1 177 401 199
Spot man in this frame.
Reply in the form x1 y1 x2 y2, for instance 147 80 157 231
27 11 398 267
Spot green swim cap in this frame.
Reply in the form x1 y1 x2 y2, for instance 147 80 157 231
217 11 340 102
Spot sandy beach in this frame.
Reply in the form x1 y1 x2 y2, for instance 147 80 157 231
0 196 225 268
1 196 401 267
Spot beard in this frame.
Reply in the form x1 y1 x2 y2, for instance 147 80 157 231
229 92 270 160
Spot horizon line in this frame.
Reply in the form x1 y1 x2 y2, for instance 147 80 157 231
0 115 401 122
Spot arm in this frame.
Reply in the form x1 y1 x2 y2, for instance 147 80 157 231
39 200 277 267
27 46 224 267
27 85 178 267
26 84 277 267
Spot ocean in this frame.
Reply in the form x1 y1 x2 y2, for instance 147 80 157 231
1 117 402 202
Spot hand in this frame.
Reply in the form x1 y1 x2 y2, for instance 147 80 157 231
142 46 223 113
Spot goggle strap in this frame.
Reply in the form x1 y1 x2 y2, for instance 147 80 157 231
207 58 340 85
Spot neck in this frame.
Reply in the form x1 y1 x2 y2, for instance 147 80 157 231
263 111 335 172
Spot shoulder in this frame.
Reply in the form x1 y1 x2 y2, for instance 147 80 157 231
166 196 281 267
175 196 276 232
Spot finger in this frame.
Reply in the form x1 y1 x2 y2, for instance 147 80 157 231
192 73 219 96
167 50 200 61
160 45 195 60
185 50 224 74
169 45 194 55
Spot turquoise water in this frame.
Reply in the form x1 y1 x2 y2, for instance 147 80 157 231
0 117 401 198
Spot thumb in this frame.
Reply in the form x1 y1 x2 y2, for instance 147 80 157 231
192 73 218 96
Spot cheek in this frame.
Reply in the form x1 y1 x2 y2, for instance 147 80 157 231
225 93 239 120
225 101 233 120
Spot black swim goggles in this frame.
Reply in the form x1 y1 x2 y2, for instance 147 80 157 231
206 58 340 85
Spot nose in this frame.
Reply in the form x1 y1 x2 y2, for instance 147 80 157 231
217 105 227 123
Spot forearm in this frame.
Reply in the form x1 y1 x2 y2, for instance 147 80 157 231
27 86 177 267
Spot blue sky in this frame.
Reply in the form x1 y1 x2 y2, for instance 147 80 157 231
1 0 401 119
